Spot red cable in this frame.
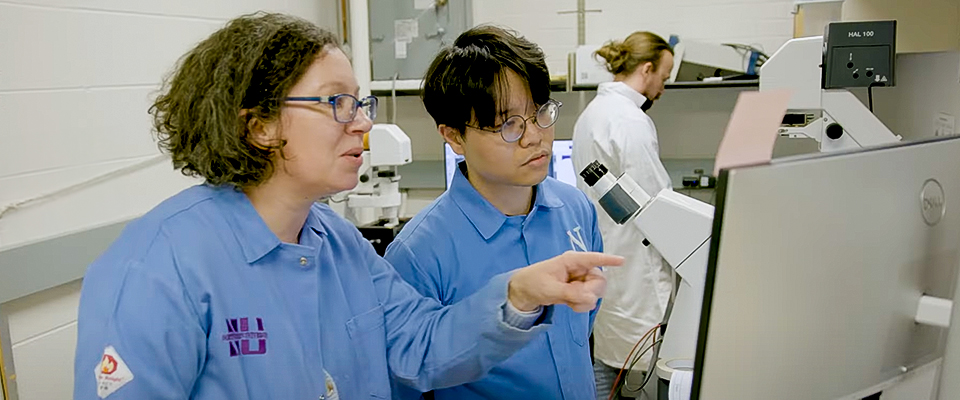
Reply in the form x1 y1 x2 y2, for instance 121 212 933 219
607 324 659 400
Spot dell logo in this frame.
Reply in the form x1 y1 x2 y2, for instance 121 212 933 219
921 179 945 226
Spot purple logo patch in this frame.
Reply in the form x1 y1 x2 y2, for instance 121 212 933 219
221 317 268 357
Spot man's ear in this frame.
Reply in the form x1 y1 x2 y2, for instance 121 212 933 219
641 61 655 77
242 110 280 150
439 124 466 155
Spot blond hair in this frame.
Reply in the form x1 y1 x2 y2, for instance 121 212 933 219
595 31 673 76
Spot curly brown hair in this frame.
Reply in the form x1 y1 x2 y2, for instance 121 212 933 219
150 12 339 187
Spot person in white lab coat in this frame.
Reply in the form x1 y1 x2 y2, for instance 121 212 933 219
571 31 675 400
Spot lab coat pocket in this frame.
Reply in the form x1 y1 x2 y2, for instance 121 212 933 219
568 310 589 347
346 305 389 399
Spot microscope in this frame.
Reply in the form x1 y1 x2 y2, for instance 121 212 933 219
761 20 901 151
340 123 412 255
584 20 905 399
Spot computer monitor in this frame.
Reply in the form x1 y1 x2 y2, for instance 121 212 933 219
551 140 577 187
444 140 577 189
693 136 960 400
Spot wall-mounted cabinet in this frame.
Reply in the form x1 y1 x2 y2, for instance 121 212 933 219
841 0 960 53
368 0 472 81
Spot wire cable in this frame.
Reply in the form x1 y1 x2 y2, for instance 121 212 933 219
624 339 663 392
608 324 660 400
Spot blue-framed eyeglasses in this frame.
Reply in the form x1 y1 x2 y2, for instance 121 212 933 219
283 94 378 123
464 99 562 143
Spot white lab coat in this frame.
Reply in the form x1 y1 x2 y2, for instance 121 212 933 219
572 81 674 371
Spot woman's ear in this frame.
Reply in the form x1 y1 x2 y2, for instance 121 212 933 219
242 110 280 150
439 124 466 155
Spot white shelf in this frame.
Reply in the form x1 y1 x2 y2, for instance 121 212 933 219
370 79 424 92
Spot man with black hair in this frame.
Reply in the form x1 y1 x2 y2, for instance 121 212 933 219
384 25 603 400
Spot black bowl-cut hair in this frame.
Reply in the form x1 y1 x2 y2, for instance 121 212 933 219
421 25 550 135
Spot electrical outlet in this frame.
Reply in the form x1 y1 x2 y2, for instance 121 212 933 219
935 113 955 137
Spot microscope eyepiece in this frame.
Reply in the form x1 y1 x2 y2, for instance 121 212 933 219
579 161 608 187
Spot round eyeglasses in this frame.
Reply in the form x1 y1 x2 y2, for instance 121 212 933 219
465 99 563 143
283 94 378 123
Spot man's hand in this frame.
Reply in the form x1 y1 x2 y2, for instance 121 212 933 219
508 251 623 313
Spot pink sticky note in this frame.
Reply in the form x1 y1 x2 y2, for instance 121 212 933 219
714 89 793 176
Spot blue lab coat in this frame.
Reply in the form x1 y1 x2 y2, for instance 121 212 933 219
73 184 552 400
386 164 602 400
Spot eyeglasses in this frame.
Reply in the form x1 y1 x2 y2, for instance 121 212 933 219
465 99 563 143
283 94 378 123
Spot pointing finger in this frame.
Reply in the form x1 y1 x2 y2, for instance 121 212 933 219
561 251 624 277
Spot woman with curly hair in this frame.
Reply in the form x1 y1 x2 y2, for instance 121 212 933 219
72 12 620 400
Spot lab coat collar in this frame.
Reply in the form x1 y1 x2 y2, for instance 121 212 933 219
214 185 327 264
449 161 563 240
598 81 651 112
302 205 329 239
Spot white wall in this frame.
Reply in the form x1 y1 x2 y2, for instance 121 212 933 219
473 0 796 77
4 281 81 400
842 0 960 54
0 1 337 398
0 0 337 250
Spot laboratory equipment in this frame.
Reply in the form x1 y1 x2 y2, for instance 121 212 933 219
339 124 413 256
761 20 901 152
579 161 715 376
585 20 948 399
570 44 614 87
344 124 412 228
693 136 960 400
681 170 715 189
569 38 761 87
669 37 763 83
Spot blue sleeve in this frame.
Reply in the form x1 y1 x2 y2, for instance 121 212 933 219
74 232 204 400
382 239 435 399
359 232 554 391
588 192 604 331
384 238 440 301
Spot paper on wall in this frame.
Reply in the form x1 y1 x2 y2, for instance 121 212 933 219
394 19 419 43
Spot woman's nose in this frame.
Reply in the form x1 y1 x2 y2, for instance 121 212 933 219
346 110 373 136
